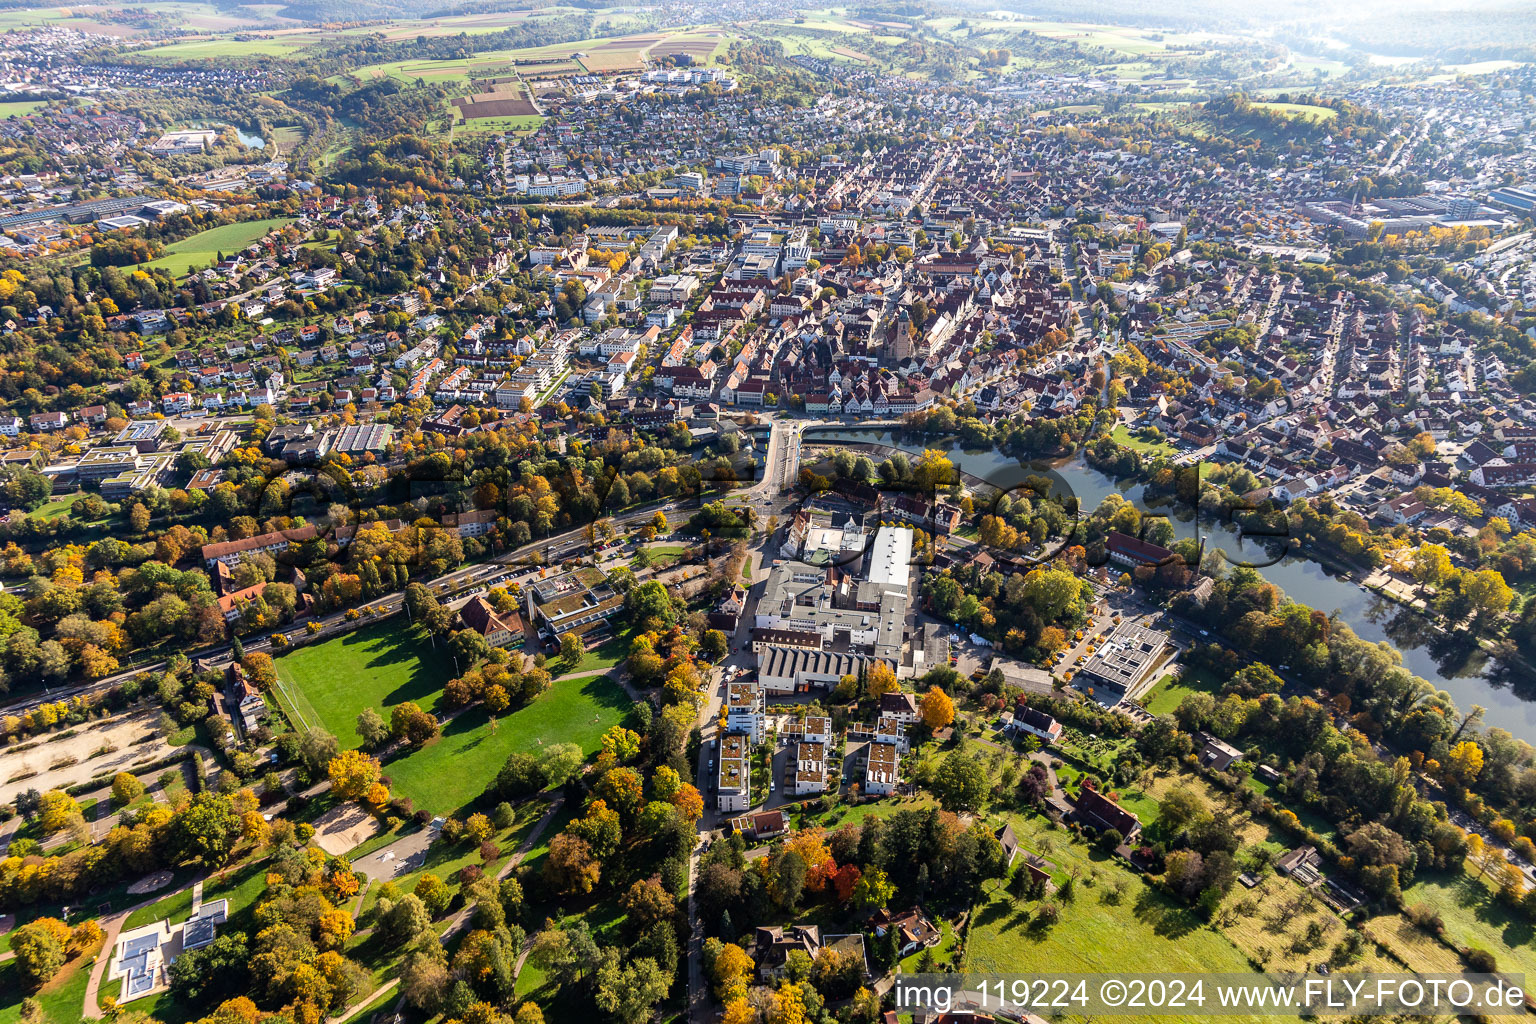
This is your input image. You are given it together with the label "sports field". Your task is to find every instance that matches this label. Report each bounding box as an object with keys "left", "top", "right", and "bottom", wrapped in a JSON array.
[
  {"left": 272, "top": 619, "right": 453, "bottom": 746},
  {"left": 0, "top": 99, "right": 46, "bottom": 118},
  {"left": 143, "top": 217, "right": 295, "bottom": 277},
  {"left": 387, "top": 672, "right": 630, "bottom": 812},
  {"left": 273, "top": 619, "right": 631, "bottom": 813}
]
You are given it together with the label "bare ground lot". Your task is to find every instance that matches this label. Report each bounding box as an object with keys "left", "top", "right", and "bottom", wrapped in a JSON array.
[
  {"left": 311, "top": 803, "right": 382, "bottom": 856},
  {"left": 0, "top": 710, "right": 176, "bottom": 804}
]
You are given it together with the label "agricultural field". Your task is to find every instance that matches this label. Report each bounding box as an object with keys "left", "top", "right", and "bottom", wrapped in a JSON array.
[
  {"left": 1009, "top": 20, "right": 1223, "bottom": 58},
  {"left": 336, "top": 28, "right": 735, "bottom": 89},
  {"left": 143, "top": 217, "right": 295, "bottom": 277},
  {"left": 131, "top": 35, "right": 310, "bottom": 62},
  {"left": 1251, "top": 101, "right": 1338, "bottom": 122},
  {"left": 452, "top": 80, "right": 539, "bottom": 120}
]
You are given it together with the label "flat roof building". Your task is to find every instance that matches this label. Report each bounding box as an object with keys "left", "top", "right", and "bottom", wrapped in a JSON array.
[
  {"left": 864, "top": 525, "right": 912, "bottom": 594},
  {"left": 1077, "top": 621, "right": 1169, "bottom": 701}
]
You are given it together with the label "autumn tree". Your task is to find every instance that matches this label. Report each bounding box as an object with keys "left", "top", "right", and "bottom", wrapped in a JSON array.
[
  {"left": 327, "top": 750, "right": 382, "bottom": 801},
  {"left": 709, "top": 940, "right": 755, "bottom": 1002},
  {"left": 920, "top": 687, "right": 955, "bottom": 731},
  {"left": 11, "top": 917, "right": 70, "bottom": 986},
  {"left": 866, "top": 662, "right": 898, "bottom": 698},
  {"left": 390, "top": 701, "right": 439, "bottom": 747},
  {"left": 544, "top": 834, "right": 601, "bottom": 894},
  {"left": 111, "top": 772, "right": 146, "bottom": 806}
]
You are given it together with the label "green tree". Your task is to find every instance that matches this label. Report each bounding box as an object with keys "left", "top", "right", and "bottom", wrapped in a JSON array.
[
  {"left": 593, "top": 951, "right": 668, "bottom": 1024},
  {"left": 175, "top": 793, "right": 240, "bottom": 863},
  {"left": 931, "top": 751, "right": 988, "bottom": 811},
  {"left": 355, "top": 706, "right": 389, "bottom": 750}
]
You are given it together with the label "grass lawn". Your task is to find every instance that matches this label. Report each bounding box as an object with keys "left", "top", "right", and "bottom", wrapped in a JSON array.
[
  {"left": 26, "top": 494, "right": 109, "bottom": 523},
  {"left": 1110, "top": 423, "right": 1179, "bottom": 458},
  {"left": 1251, "top": 101, "right": 1337, "bottom": 123},
  {"left": 966, "top": 814, "right": 1263, "bottom": 1023},
  {"left": 123, "top": 882, "right": 197, "bottom": 930},
  {"left": 1142, "top": 665, "right": 1224, "bottom": 716},
  {"left": 558, "top": 627, "right": 631, "bottom": 677},
  {"left": 635, "top": 544, "right": 686, "bottom": 569},
  {"left": 0, "top": 99, "right": 47, "bottom": 118},
  {"left": 1398, "top": 869, "right": 1536, "bottom": 977},
  {"left": 199, "top": 856, "right": 275, "bottom": 925},
  {"left": 386, "top": 673, "right": 629, "bottom": 814},
  {"left": 122, "top": 855, "right": 271, "bottom": 933},
  {"left": 273, "top": 620, "right": 453, "bottom": 745},
  {"left": 0, "top": 934, "right": 104, "bottom": 1024},
  {"left": 144, "top": 217, "right": 296, "bottom": 278}
]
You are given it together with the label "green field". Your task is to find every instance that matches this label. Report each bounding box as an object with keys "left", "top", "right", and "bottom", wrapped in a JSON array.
[
  {"left": 338, "top": 27, "right": 734, "bottom": 88},
  {"left": 387, "top": 672, "right": 630, "bottom": 812},
  {"left": 452, "top": 114, "right": 546, "bottom": 136},
  {"left": 966, "top": 813, "right": 1264, "bottom": 1024},
  {"left": 0, "top": 99, "right": 46, "bottom": 118},
  {"left": 134, "top": 36, "right": 307, "bottom": 61},
  {"left": 144, "top": 217, "right": 296, "bottom": 278},
  {"left": 274, "top": 620, "right": 631, "bottom": 813},
  {"left": 1401, "top": 869, "right": 1536, "bottom": 978},
  {"left": 1142, "top": 665, "right": 1223, "bottom": 716},
  {"left": 1251, "top": 101, "right": 1337, "bottom": 123},
  {"left": 1110, "top": 423, "right": 1179, "bottom": 458},
  {"left": 273, "top": 620, "right": 454, "bottom": 745},
  {"left": 270, "top": 125, "right": 306, "bottom": 152}
]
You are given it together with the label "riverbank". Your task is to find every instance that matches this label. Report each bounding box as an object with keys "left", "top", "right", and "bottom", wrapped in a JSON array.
[{"left": 804, "top": 425, "right": 1536, "bottom": 742}]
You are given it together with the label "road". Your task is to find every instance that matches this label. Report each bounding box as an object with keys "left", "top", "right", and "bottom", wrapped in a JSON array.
[
  {"left": 0, "top": 454, "right": 805, "bottom": 719},
  {"left": 684, "top": 542, "right": 766, "bottom": 1024}
]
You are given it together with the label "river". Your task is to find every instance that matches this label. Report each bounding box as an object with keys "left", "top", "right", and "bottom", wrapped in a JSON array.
[{"left": 808, "top": 427, "right": 1536, "bottom": 742}]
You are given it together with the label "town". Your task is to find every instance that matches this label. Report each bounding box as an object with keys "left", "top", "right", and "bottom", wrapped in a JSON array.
[{"left": 1, "top": 3, "right": 1536, "bottom": 1024}]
